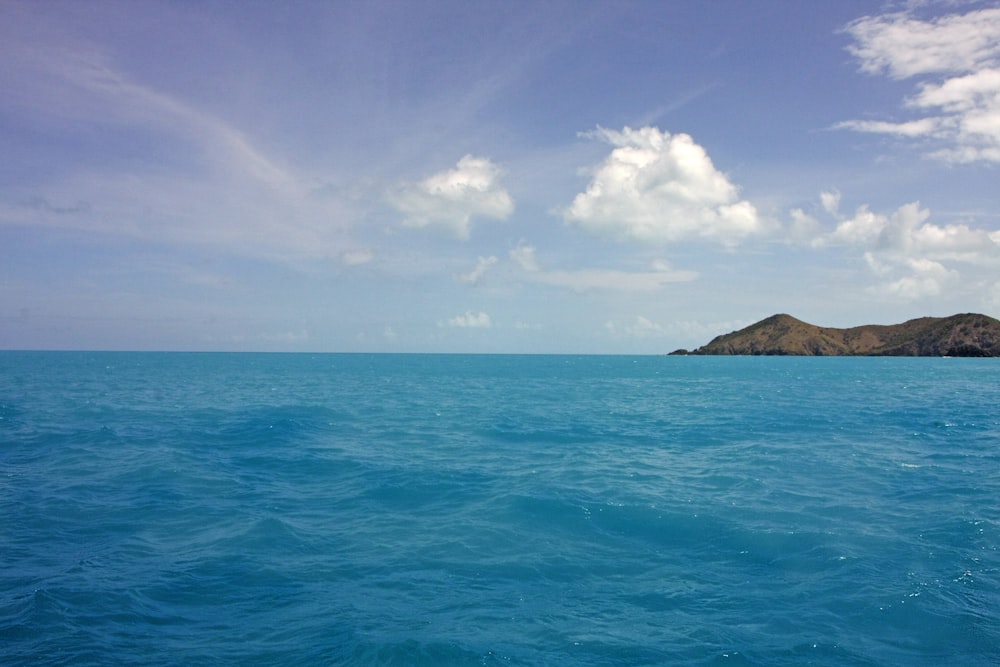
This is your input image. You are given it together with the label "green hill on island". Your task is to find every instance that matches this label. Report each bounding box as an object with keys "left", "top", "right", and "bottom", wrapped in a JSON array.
[{"left": 674, "top": 313, "right": 1000, "bottom": 356}]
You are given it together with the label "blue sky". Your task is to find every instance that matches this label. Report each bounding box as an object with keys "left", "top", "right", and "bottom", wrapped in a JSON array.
[{"left": 2, "top": 0, "right": 999, "bottom": 352}]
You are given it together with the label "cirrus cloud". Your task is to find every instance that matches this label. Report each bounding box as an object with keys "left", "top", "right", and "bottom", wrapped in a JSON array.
[{"left": 563, "top": 126, "right": 766, "bottom": 246}]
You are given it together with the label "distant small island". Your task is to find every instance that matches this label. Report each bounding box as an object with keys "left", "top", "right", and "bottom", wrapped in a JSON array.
[{"left": 671, "top": 313, "right": 1000, "bottom": 356}]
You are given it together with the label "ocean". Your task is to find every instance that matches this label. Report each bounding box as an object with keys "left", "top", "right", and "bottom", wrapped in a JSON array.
[{"left": 1, "top": 352, "right": 997, "bottom": 666}]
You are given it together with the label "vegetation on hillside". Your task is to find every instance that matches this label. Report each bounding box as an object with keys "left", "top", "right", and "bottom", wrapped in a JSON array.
[{"left": 674, "top": 313, "right": 1000, "bottom": 356}]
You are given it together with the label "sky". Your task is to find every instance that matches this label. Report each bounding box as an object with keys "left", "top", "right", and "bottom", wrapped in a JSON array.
[{"left": 2, "top": 0, "right": 1000, "bottom": 353}]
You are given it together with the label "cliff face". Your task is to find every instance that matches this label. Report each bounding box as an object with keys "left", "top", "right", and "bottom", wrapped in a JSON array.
[{"left": 682, "top": 313, "right": 1000, "bottom": 356}]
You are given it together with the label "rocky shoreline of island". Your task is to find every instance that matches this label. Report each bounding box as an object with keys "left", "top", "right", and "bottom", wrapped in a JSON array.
[{"left": 671, "top": 313, "right": 1000, "bottom": 356}]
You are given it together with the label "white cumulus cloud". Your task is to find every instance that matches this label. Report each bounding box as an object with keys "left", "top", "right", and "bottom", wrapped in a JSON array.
[
  {"left": 390, "top": 155, "right": 514, "bottom": 239},
  {"left": 814, "top": 200, "right": 1000, "bottom": 264},
  {"left": 826, "top": 204, "right": 899, "bottom": 247},
  {"left": 839, "top": 7, "right": 1000, "bottom": 163},
  {"left": 798, "top": 193, "right": 1000, "bottom": 302},
  {"left": 867, "top": 257, "right": 959, "bottom": 301},
  {"left": 563, "top": 126, "right": 765, "bottom": 246}
]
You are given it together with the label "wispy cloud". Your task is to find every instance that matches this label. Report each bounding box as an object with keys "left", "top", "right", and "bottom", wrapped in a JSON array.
[
  {"left": 0, "top": 28, "right": 355, "bottom": 261},
  {"left": 838, "top": 7, "right": 1000, "bottom": 163},
  {"left": 844, "top": 8, "right": 1000, "bottom": 79},
  {"left": 634, "top": 83, "right": 720, "bottom": 127},
  {"left": 455, "top": 255, "right": 498, "bottom": 284},
  {"left": 509, "top": 241, "right": 697, "bottom": 292},
  {"left": 9, "top": 34, "right": 294, "bottom": 189},
  {"left": 341, "top": 249, "right": 375, "bottom": 267}
]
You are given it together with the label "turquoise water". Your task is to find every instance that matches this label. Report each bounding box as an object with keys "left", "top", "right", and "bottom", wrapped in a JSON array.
[{"left": 1, "top": 352, "right": 998, "bottom": 665}]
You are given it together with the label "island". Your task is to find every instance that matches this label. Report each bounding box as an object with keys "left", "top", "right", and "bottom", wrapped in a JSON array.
[{"left": 671, "top": 313, "right": 1000, "bottom": 356}]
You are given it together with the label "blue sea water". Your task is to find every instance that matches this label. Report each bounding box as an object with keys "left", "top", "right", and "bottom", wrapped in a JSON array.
[{"left": 1, "top": 352, "right": 998, "bottom": 666}]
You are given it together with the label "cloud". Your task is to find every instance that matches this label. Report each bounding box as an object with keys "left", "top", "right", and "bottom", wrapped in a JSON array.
[
  {"left": 529, "top": 267, "right": 696, "bottom": 292},
  {"left": 456, "top": 255, "right": 498, "bottom": 284},
  {"left": 836, "top": 118, "right": 948, "bottom": 139},
  {"left": 825, "top": 204, "right": 900, "bottom": 247},
  {"left": 11, "top": 36, "right": 294, "bottom": 189},
  {"left": 1, "top": 170, "right": 353, "bottom": 262},
  {"left": 839, "top": 7, "right": 1000, "bottom": 163},
  {"left": 341, "top": 249, "right": 375, "bottom": 266},
  {"left": 509, "top": 242, "right": 541, "bottom": 272},
  {"left": 513, "top": 320, "right": 541, "bottom": 330},
  {"left": 797, "top": 193, "right": 1000, "bottom": 301},
  {"left": 820, "top": 190, "right": 841, "bottom": 216},
  {"left": 844, "top": 8, "right": 1000, "bottom": 79},
  {"left": 788, "top": 208, "right": 822, "bottom": 243},
  {"left": 444, "top": 311, "right": 492, "bottom": 328},
  {"left": 814, "top": 199, "right": 1000, "bottom": 264},
  {"left": 508, "top": 241, "right": 697, "bottom": 291},
  {"left": 605, "top": 315, "right": 667, "bottom": 339},
  {"left": 390, "top": 155, "right": 514, "bottom": 239},
  {"left": 989, "top": 281, "right": 1000, "bottom": 308},
  {"left": 865, "top": 256, "right": 959, "bottom": 301},
  {"left": 563, "top": 126, "right": 766, "bottom": 246},
  {"left": 0, "top": 31, "right": 357, "bottom": 261}
]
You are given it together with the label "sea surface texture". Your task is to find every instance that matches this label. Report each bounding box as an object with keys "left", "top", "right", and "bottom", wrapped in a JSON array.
[{"left": 1, "top": 352, "right": 998, "bottom": 666}]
